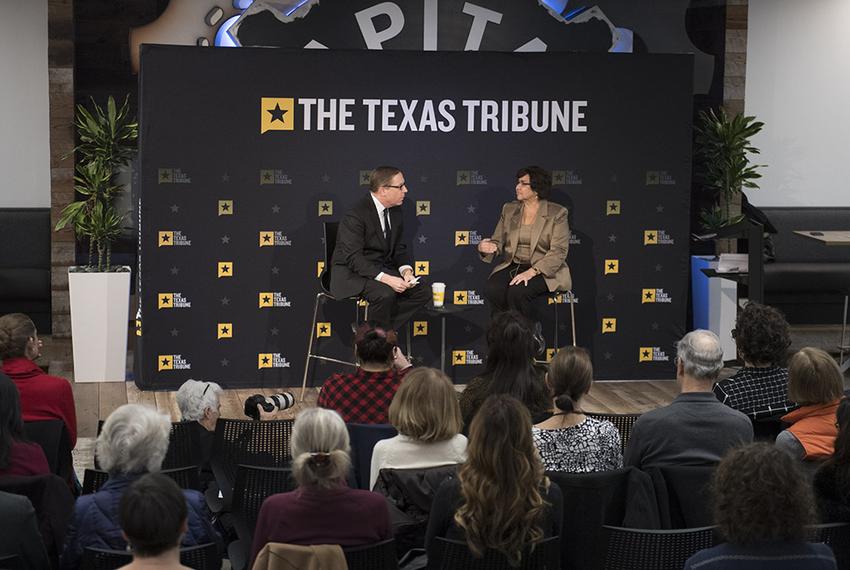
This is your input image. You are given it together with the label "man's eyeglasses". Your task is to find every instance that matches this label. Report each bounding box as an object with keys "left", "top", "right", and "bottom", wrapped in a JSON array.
[{"left": 383, "top": 183, "right": 407, "bottom": 190}]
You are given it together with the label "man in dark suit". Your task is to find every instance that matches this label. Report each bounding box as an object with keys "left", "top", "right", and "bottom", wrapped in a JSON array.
[{"left": 331, "top": 166, "right": 431, "bottom": 330}]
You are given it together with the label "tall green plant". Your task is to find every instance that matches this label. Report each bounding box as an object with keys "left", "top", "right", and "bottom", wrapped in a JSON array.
[
  {"left": 695, "top": 108, "right": 765, "bottom": 231},
  {"left": 55, "top": 95, "right": 138, "bottom": 271}
]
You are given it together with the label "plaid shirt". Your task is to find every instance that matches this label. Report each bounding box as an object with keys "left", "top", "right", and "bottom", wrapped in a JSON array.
[
  {"left": 713, "top": 366, "right": 798, "bottom": 420},
  {"left": 317, "top": 367, "right": 410, "bottom": 424}
]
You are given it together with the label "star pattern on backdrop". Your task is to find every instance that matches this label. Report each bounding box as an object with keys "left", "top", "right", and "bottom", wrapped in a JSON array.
[
  {"left": 418, "top": 235, "right": 428, "bottom": 244},
  {"left": 465, "top": 265, "right": 474, "bottom": 273},
  {"left": 220, "top": 358, "right": 229, "bottom": 367},
  {"left": 170, "top": 204, "right": 180, "bottom": 213},
  {"left": 220, "top": 296, "right": 230, "bottom": 306},
  {"left": 651, "top": 322, "right": 660, "bottom": 330},
  {"left": 656, "top": 204, "right": 665, "bottom": 213},
  {"left": 466, "top": 205, "right": 476, "bottom": 214},
  {"left": 607, "top": 293, "right": 615, "bottom": 301},
  {"left": 221, "top": 235, "right": 230, "bottom": 244},
  {"left": 170, "top": 328, "right": 179, "bottom": 337},
  {"left": 170, "top": 266, "right": 179, "bottom": 275},
  {"left": 608, "top": 234, "right": 617, "bottom": 243},
  {"left": 221, "top": 173, "right": 230, "bottom": 182},
  {"left": 655, "top": 264, "right": 663, "bottom": 272},
  {"left": 604, "top": 352, "right": 613, "bottom": 360},
  {"left": 271, "top": 204, "right": 281, "bottom": 213},
  {"left": 271, "top": 266, "right": 280, "bottom": 275},
  {"left": 270, "top": 327, "right": 279, "bottom": 336},
  {"left": 321, "top": 173, "right": 331, "bottom": 182}
]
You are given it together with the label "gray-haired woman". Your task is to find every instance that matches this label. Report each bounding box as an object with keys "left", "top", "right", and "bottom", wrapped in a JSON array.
[
  {"left": 176, "top": 379, "right": 223, "bottom": 488},
  {"left": 60, "top": 404, "right": 219, "bottom": 570},
  {"left": 250, "top": 407, "right": 391, "bottom": 565}
]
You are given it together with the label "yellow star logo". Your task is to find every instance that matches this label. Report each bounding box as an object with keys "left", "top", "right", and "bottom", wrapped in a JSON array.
[
  {"left": 606, "top": 200, "right": 621, "bottom": 215},
  {"left": 639, "top": 347, "right": 654, "bottom": 362},
  {"left": 455, "top": 231, "right": 470, "bottom": 246},
  {"left": 416, "top": 201, "right": 431, "bottom": 216},
  {"left": 158, "top": 293, "right": 174, "bottom": 310},
  {"left": 317, "top": 261, "right": 325, "bottom": 278},
  {"left": 604, "top": 259, "right": 619, "bottom": 275},
  {"left": 158, "top": 355, "right": 173, "bottom": 371},
  {"left": 259, "top": 292, "right": 274, "bottom": 308},
  {"left": 602, "top": 318, "right": 617, "bottom": 334},
  {"left": 644, "top": 230, "right": 658, "bottom": 245},
  {"left": 258, "top": 353, "right": 273, "bottom": 369},
  {"left": 316, "top": 322, "right": 331, "bottom": 337},
  {"left": 217, "top": 323, "right": 233, "bottom": 339},
  {"left": 413, "top": 321, "right": 428, "bottom": 336},
  {"left": 452, "top": 350, "right": 467, "bottom": 365},
  {"left": 158, "top": 231, "right": 174, "bottom": 247},
  {"left": 642, "top": 289, "right": 657, "bottom": 303},
  {"left": 217, "top": 262, "right": 233, "bottom": 278},
  {"left": 318, "top": 200, "right": 333, "bottom": 216},
  {"left": 260, "top": 97, "right": 294, "bottom": 133},
  {"left": 415, "top": 261, "right": 430, "bottom": 276},
  {"left": 453, "top": 291, "right": 468, "bottom": 305},
  {"left": 218, "top": 200, "right": 233, "bottom": 216},
  {"left": 259, "top": 231, "right": 274, "bottom": 247}
]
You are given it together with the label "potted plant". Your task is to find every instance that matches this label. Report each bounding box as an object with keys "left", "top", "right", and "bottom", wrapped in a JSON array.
[
  {"left": 55, "top": 96, "right": 138, "bottom": 382},
  {"left": 694, "top": 107, "right": 765, "bottom": 249}
]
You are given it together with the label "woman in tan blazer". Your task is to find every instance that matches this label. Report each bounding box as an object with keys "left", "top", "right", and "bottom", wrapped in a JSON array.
[{"left": 478, "top": 166, "right": 571, "bottom": 321}]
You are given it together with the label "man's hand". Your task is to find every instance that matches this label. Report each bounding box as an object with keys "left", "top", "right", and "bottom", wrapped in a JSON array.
[
  {"left": 393, "top": 346, "right": 412, "bottom": 370},
  {"left": 381, "top": 274, "right": 410, "bottom": 293},
  {"left": 257, "top": 403, "right": 278, "bottom": 421},
  {"left": 401, "top": 269, "right": 417, "bottom": 286},
  {"left": 478, "top": 239, "right": 498, "bottom": 255},
  {"left": 509, "top": 269, "right": 538, "bottom": 287}
]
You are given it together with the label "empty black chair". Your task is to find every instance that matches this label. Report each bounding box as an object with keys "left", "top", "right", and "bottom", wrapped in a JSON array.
[
  {"left": 602, "top": 525, "right": 717, "bottom": 570},
  {"left": 82, "top": 543, "right": 219, "bottom": 570},
  {"left": 228, "top": 465, "right": 296, "bottom": 570},
  {"left": 82, "top": 466, "right": 201, "bottom": 495},
  {"left": 584, "top": 413, "right": 641, "bottom": 453},
  {"left": 347, "top": 423, "right": 397, "bottom": 489},
  {"left": 546, "top": 468, "right": 660, "bottom": 570},
  {"left": 344, "top": 538, "right": 399, "bottom": 570},
  {"left": 647, "top": 466, "right": 716, "bottom": 529},
  {"left": 806, "top": 522, "right": 850, "bottom": 569},
  {"left": 434, "top": 536, "right": 560, "bottom": 569},
  {"left": 209, "top": 418, "right": 293, "bottom": 506},
  {"left": 22, "top": 420, "right": 74, "bottom": 487}
]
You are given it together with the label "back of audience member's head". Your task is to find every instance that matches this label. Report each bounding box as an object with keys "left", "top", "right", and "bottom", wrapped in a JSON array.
[
  {"left": 0, "top": 372, "right": 26, "bottom": 470},
  {"left": 788, "top": 347, "right": 844, "bottom": 406},
  {"left": 733, "top": 302, "right": 791, "bottom": 367},
  {"left": 0, "top": 313, "right": 37, "bottom": 360},
  {"left": 824, "top": 398, "right": 850, "bottom": 500},
  {"left": 547, "top": 346, "right": 593, "bottom": 413},
  {"left": 676, "top": 329, "right": 724, "bottom": 383},
  {"left": 456, "top": 394, "right": 548, "bottom": 566},
  {"left": 175, "top": 379, "right": 222, "bottom": 423},
  {"left": 484, "top": 310, "right": 543, "bottom": 406},
  {"left": 354, "top": 322, "right": 397, "bottom": 367},
  {"left": 291, "top": 407, "right": 351, "bottom": 490},
  {"left": 712, "top": 442, "right": 814, "bottom": 545},
  {"left": 388, "top": 367, "right": 462, "bottom": 443},
  {"left": 97, "top": 404, "right": 171, "bottom": 476},
  {"left": 119, "top": 473, "right": 187, "bottom": 558}
]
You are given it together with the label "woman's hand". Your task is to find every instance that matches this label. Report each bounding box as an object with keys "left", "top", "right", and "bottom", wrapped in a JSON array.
[
  {"left": 509, "top": 269, "right": 538, "bottom": 287},
  {"left": 392, "top": 346, "right": 412, "bottom": 370},
  {"left": 478, "top": 239, "right": 498, "bottom": 255}
]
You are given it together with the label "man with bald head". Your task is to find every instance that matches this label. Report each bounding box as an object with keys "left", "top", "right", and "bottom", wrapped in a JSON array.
[{"left": 625, "top": 330, "right": 753, "bottom": 470}]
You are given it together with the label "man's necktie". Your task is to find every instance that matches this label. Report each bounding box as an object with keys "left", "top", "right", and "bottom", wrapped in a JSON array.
[{"left": 383, "top": 208, "right": 391, "bottom": 242}]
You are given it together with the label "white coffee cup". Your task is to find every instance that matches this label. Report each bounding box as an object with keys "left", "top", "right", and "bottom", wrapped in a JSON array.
[{"left": 432, "top": 282, "right": 446, "bottom": 307}]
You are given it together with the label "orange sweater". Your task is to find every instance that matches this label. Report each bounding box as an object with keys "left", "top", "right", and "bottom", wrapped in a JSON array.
[{"left": 782, "top": 400, "right": 840, "bottom": 459}]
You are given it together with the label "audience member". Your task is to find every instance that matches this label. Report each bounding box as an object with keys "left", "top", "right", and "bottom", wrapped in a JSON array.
[
  {"left": 0, "top": 313, "right": 77, "bottom": 447},
  {"left": 0, "top": 490, "right": 50, "bottom": 569},
  {"left": 713, "top": 302, "right": 796, "bottom": 420},
  {"left": 776, "top": 347, "right": 844, "bottom": 461},
  {"left": 459, "top": 311, "right": 550, "bottom": 427},
  {"left": 625, "top": 330, "right": 753, "bottom": 469},
  {"left": 533, "top": 346, "right": 622, "bottom": 472},
  {"left": 118, "top": 473, "right": 192, "bottom": 570},
  {"left": 250, "top": 408, "right": 391, "bottom": 564},
  {"left": 814, "top": 398, "right": 850, "bottom": 522},
  {"left": 426, "top": 395, "right": 563, "bottom": 568},
  {"left": 684, "top": 443, "right": 835, "bottom": 569},
  {"left": 60, "top": 404, "right": 219, "bottom": 570},
  {"left": 0, "top": 371, "right": 49, "bottom": 476},
  {"left": 175, "top": 379, "right": 223, "bottom": 489},
  {"left": 369, "top": 367, "right": 466, "bottom": 490},
  {"left": 317, "top": 323, "right": 412, "bottom": 424}
]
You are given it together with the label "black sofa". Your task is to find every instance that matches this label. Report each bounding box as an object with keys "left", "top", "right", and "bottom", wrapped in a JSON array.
[
  {"left": 761, "top": 207, "right": 850, "bottom": 325},
  {"left": 0, "top": 208, "right": 52, "bottom": 333}
]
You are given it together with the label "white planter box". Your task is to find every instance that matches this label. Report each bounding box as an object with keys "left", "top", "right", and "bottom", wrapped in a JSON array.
[{"left": 68, "top": 268, "right": 131, "bottom": 383}]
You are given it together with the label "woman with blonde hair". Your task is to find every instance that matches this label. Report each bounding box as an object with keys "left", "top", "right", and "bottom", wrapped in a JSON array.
[
  {"left": 776, "top": 347, "right": 845, "bottom": 460},
  {"left": 426, "top": 395, "right": 562, "bottom": 568},
  {"left": 250, "top": 408, "right": 390, "bottom": 564},
  {"left": 533, "top": 346, "right": 622, "bottom": 472},
  {"left": 369, "top": 367, "right": 467, "bottom": 489}
]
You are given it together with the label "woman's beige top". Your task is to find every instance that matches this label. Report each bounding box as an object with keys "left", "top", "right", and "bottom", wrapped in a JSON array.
[{"left": 514, "top": 223, "right": 534, "bottom": 264}]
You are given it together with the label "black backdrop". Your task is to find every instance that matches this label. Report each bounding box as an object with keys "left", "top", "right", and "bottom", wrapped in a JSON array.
[{"left": 136, "top": 45, "right": 692, "bottom": 389}]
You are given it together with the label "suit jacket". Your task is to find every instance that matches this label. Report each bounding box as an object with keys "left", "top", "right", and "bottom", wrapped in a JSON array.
[
  {"left": 480, "top": 199, "right": 571, "bottom": 292},
  {"left": 0, "top": 490, "right": 50, "bottom": 569},
  {"left": 330, "top": 194, "right": 411, "bottom": 299}
]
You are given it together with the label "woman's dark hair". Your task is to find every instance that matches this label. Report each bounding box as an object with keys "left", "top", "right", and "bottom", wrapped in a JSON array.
[
  {"left": 821, "top": 398, "right": 850, "bottom": 501},
  {"left": 354, "top": 322, "right": 397, "bottom": 366},
  {"left": 712, "top": 442, "right": 815, "bottom": 545},
  {"left": 0, "top": 313, "right": 36, "bottom": 360},
  {"left": 483, "top": 311, "right": 547, "bottom": 412},
  {"left": 547, "top": 346, "right": 593, "bottom": 413},
  {"left": 516, "top": 166, "right": 552, "bottom": 200},
  {"left": 0, "top": 372, "right": 26, "bottom": 470},
  {"left": 456, "top": 395, "right": 549, "bottom": 566},
  {"left": 119, "top": 473, "right": 187, "bottom": 558},
  {"left": 733, "top": 302, "right": 791, "bottom": 366}
]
